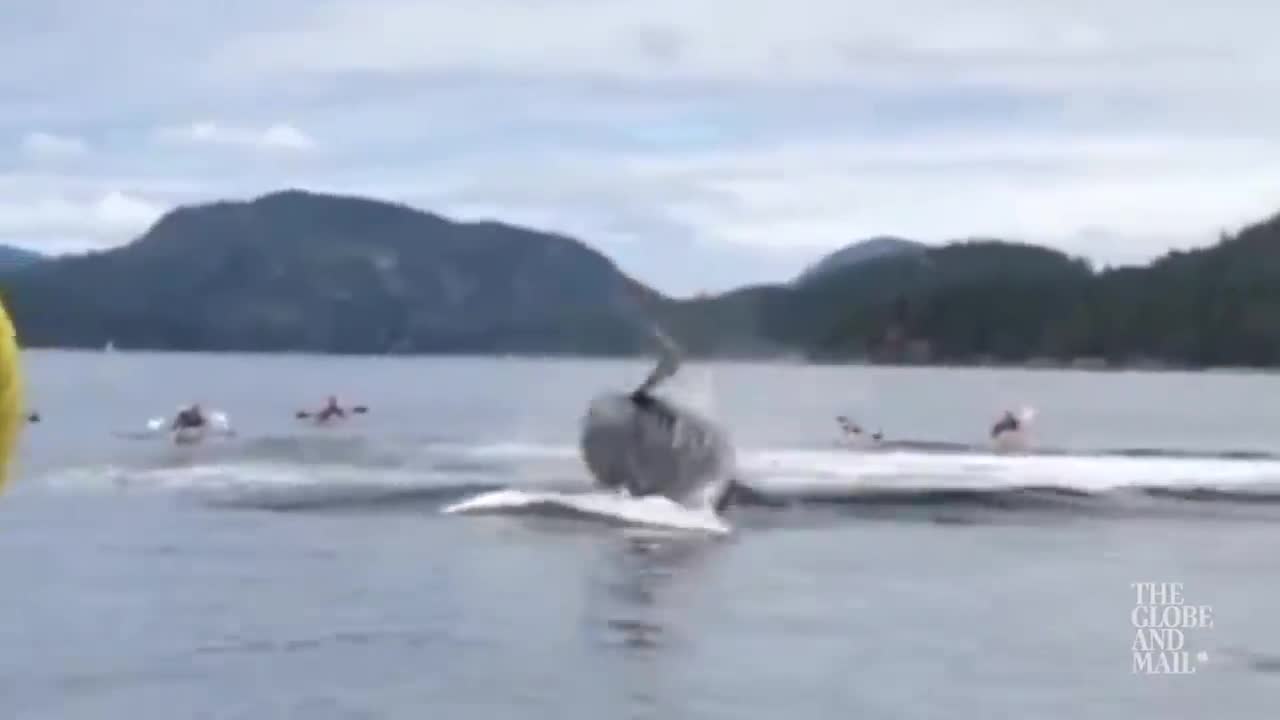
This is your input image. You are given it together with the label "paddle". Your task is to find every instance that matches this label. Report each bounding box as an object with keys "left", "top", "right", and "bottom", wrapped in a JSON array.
[
  {"left": 297, "top": 406, "right": 369, "bottom": 419},
  {"left": 836, "top": 415, "right": 884, "bottom": 444}
]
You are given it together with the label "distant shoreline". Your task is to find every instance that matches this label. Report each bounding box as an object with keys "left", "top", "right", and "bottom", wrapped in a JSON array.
[{"left": 22, "top": 345, "right": 1278, "bottom": 376}]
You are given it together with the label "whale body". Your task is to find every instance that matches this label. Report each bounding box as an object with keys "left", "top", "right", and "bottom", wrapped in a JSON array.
[
  {"left": 580, "top": 391, "right": 737, "bottom": 511},
  {"left": 578, "top": 328, "right": 738, "bottom": 512}
]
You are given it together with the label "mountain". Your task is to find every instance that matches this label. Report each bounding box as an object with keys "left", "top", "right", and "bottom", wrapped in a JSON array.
[
  {"left": 1, "top": 190, "right": 663, "bottom": 354},
  {"left": 801, "top": 216, "right": 1280, "bottom": 367},
  {"left": 4, "top": 186, "right": 1280, "bottom": 369},
  {"left": 665, "top": 238, "right": 1091, "bottom": 359},
  {"left": 794, "top": 236, "right": 925, "bottom": 285},
  {"left": 0, "top": 245, "right": 45, "bottom": 272},
  {"left": 803, "top": 240, "right": 1094, "bottom": 363}
]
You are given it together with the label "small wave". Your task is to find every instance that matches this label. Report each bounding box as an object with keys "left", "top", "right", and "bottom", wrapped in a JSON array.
[
  {"left": 833, "top": 439, "right": 1280, "bottom": 462},
  {"left": 1139, "top": 486, "right": 1280, "bottom": 504},
  {"left": 719, "top": 481, "right": 1280, "bottom": 528},
  {"left": 426, "top": 441, "right": 580, "bottom": 462},
  {"left": 728, "top": 483, "right": 1097, "bottom": 509},
  {"left": 209, "top": 480, "right": 512, "bottom": 512},
  {"left": 36, "top": 459, "right": 581, "bottom": 513},
  {"left": 1103, "top": 447, "right": 1279, "bottom": 460},
  {"left": 196, "top": 626, "right": 447, "bottom": 657}
]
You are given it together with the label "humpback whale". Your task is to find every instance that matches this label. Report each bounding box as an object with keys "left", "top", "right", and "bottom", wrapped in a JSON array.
[{"left": 579, "top": 328, "right": 739, "bottom": 512}]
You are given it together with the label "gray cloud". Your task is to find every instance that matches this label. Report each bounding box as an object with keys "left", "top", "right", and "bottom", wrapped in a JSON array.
[
  {"left": 629, "top": 25, "right": 686, "bottom": 65},
  {"left": 152, "top": 122, "right": 316, "bottom": 152},
  {"left": 0, "top": 0, "right": 1278, "bottom": 294},
  {"left": 20, "top": 131, "right": 88, "bottom": 159}
]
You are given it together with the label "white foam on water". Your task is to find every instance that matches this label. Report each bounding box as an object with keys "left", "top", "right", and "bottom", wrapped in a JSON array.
[
  {"left": 430, "top": 440, "right": 1280, "bottom": 495},
  {"left": 37, "top": 464, "right": 133, "bottom": 492},
  {"left": 441, "top": 489, "right": 731, "bottom": 535},
  {"left": 741, "top": 448, "right": 1280, "bottom": 493},
  {"left": 32, "top": 437, "right": 1280, "bottom": 508},
  {"left": 37, "top": 461, "right": 439, "bottom": 495},
  {"left": 669, "top": 363, "right": 719, "bottom": 418},
  {"left": 444, "top": 442, "right": 580, "bottom": 461}
]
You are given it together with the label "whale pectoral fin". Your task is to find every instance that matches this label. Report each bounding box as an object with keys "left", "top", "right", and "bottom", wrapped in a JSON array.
[
  {"left": 634, "top": 326, "right": 683, "bottom": 396},
  {"left": 714, "top": 480, "right": 736, "bottom": 513},
  {"left": 705, "top": 476, "right": 750, "bottom": 513},
  {"left": 717, "top": 479, "right": 782, "bottom": 509}
]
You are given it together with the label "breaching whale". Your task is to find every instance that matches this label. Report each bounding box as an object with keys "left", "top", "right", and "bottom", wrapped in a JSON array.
[{"left": 579, "top": 328, "right": 739, "bottom": 512}]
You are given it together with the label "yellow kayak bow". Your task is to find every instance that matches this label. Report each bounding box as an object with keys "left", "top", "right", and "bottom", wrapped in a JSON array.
[{"left": 0, "top": 296, "right": 22, "bottom": 492}]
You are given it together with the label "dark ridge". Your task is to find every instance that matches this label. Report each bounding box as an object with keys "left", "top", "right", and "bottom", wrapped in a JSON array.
[{"left": 6, "top": 189, "right": 1280, "bottom": 368}]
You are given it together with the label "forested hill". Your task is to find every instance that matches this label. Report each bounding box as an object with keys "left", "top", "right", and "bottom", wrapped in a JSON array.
[
  {"left": 2, "top": 187, "right": 1279, "bottom": 369},
  {"left": 793, "top": 236, "right": 925, "bottom": 284},
  {"left": 787, "top": 216, "right": 1280, "bottom": 368},
  {"left": 0, "top": 190, "right": 663, "bottom": 354},
  {"left": 0, "top": 246, "right": 44, "bottom": 272}
]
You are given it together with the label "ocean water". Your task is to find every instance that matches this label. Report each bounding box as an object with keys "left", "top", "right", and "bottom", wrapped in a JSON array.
[{"left": 3, "top": 349, "right": 1279, "bottom": 718}]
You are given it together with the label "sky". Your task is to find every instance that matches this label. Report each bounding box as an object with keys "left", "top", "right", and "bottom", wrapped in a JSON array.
[{"left": 3, "top": 0, "right": 1280, "bottom": 297}]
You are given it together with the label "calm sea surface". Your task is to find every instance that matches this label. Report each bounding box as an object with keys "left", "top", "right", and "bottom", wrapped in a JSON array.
[{"left": 2, "top": 349, "right": 1279, "bottom": 719}]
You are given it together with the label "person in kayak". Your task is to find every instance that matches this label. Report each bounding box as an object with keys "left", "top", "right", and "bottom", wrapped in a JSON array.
[
  {"left": 171, "top": 403, "right": 207, "bottom": 431},
  {"left": 316, "top": 395, "right": 346, "bottom": 423},
  {"left": 837, "top": 415, "right": 883, "bottom": 442},
  {"left": 990, "top": 410, "right": 1020, "bottom": 438}
]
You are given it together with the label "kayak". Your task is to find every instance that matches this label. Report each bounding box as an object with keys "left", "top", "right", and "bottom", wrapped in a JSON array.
[
  {"left": 173, "top": 426, "right": 207, "bottom": 445},
  {"left": 147, "top": 411, "right": 234, "bottom": 445},
  {"left": 0, "top": 297, "right": 21, "bottom": 493}
]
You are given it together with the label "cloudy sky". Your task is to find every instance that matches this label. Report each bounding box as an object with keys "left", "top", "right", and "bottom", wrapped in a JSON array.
[{"left": 3, "top": 0, "right": 1279, "bottom": 296}]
